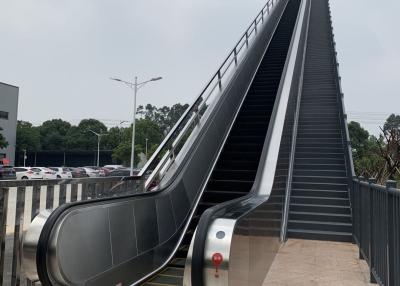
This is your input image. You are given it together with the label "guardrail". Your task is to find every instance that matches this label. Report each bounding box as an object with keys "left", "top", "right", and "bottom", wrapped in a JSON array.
[
  {"left": 352, "top": 177, "right": 400, "bottom": 286},
  {"left": 0, "top": 177, "right": 141, "bottom": 286}
]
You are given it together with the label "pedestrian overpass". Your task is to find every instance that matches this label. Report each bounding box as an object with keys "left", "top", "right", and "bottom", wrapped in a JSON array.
[{"left": 17, "top": 0, "right": 400, "bottom": 285}]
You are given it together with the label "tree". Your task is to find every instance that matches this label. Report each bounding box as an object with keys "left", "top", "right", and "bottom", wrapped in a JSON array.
[
  {"left": 66, "top": 119, "right": 107, "bottom": 150},
  {"left": 0, "top": 126, "right": 8, "bottom": 148},
  {"left": 39, "top": 119, "right": 71, "bottom": 150},
  {"left": 377, "top": 114, "right": 400, "bottom": 181},
  {"left": 16, "top": 121, "right": 40, "bottom": 152},
  {"left": 111, "top": 119, "right": 163, "bottom": 165},
  {"left": 348, "top": 121, "right": 370, "bottom": 158},
  {"left": 348, "top": 121, "right": 384, "bottom": 179},
  {"left": 137, "top": 103, "right": 189, "bottom": 134},
  {"left": 383, "top": 114, "right": 400, "bottom": 131},
  {"left": 103, "top": 127, "right": 124, "bottom": 150}
]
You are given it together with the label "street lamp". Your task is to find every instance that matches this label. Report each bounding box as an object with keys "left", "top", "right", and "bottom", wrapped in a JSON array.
[
  {"left": 23, "top": 149, "right": 27, "bottom": 167},
  {"left": 110, "top": 76, "right": 162, "bottom": 176},
  {"left": 88, "top": 129, "right": 107, "bottom": 167},
  {"left": 145, "top": 138, "right": 149, "bottom": 160}
]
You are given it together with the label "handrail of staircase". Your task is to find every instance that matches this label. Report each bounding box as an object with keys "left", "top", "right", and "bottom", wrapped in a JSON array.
[
  {"left": 326, "top": 2, "right": 355, "bottom": 187},
  {"left": 136, "top": 0, "right": 282, "bottom": 191}
]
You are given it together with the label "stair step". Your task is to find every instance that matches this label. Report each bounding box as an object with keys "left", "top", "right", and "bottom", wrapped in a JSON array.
[
  {"left": 293, "top": 169, "right": 347, "bottom": 177},
  {"left": 292, "top": 175, "right": 347, "bottom": 184},
  {"left": 291, "top": 182, "right": 348, "bottom": 191},
  {"left": 288, "top": 220, "right": 352, "bottom": 233},
  {"left": 290, "top": 211, "right": 351, "bottom": 223},
  {"left": 288, "top": 229, "right": 353, "bottom": 242},
  {"left": 290, "top": 203, "right": 351, "bottom": 215},
  {"left": 291, "top": 188, "right": 349, "bottom": 198},
  {"left": 290, "top": 196, "right": 350, "bottom": 206}
]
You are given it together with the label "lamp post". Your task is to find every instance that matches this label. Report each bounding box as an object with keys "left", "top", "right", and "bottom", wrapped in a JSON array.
[
  {"left": 23, "top": 149, "right": 27, "bottom": 167},
  {"left": 145, "top": 138, "right": 149, "bottom": 160},
  {"left": 88, "top": 129, "right": 107, "bottom": 167},
  {"left": 110, "top": 76, "right": 162, "bottom": 176}
]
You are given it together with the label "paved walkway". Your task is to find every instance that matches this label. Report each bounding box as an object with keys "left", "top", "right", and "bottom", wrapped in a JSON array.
[{"left": 263, "top": 239, "right": 374, "bottom": 286}]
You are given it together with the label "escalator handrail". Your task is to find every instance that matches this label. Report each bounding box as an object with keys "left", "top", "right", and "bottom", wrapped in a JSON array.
[
  {"left": 137, "top": 0, "right": 282, "bottom": 190},
  {"left": 190, "top": 0, "right": 310, "bottom": 284}
]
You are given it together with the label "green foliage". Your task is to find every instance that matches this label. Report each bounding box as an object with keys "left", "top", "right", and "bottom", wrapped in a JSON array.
[
  {"left": 137, "top": 103, "right": 189, "bottom": 134},
  {"left": 0, "top": 126, "right": 8, "bottom": 148},
  {"left": 15, "top": 104, "right": 188, "bottom": 167},
  {"left": 16, "top": 121, "right": 40, "bottom": 152},
  {"left": 66, "top": 119, "right": 108, "bottom": 150},
  {"left": 111, "top": 119, "right": 164, "bottom": 165},
  {"left": 348, "top": 121, "right": 384, "bottom": 178},
  {"left": 348, "top": 121, "right": 369, "bottom": 158},
  {"left": 383, "top": 114, "right": 400, "bottom": 131},
  {"left": 39, "top": 119, "right": 71, "bottom": 150}
]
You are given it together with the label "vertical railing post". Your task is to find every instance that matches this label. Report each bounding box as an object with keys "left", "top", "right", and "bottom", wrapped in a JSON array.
[
  {"left": 234, "top": 47, "right": 238, "bottom": 66},
  {"left": 369, "top": 178, "right": 377, "bottom": 284},
  {"left": 217, "top": 71, "right": 222, "bottom": 90},
  {"left": 71, "top": 184, "right": 78, "bottom": 202},
  {"left": 31, "top": 185, "right": 40, "bottom": 220},
  {"left": 11, "top": 187, "right": 26, "bottom": 286},
  {"left": 387, "top": 180, "right": 397, "bottom": 286},
  {"left": 245, "top": 31, "right": 249, "bottom": 47},
  {"left": 59, "top": 184, "right": 67, "bottom": 205},
  {"left": 46, "top": 185, "right": 54, "bottom": 210},
  {"left": 358, "top": 176, "right": 364, "bottom": 260},
  {"left": 0, "top": 187, "right": 9, "bottom": 285}
]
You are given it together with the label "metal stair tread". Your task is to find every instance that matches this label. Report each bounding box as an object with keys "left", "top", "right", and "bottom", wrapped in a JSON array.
[{"left": 289, "top": 219, "right": 352, "bottom": 226}]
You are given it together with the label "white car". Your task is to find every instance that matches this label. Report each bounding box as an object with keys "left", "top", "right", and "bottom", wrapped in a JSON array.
[
  {"left": 81, "top": 167, "right": 100, "bottom": 177},
  {"left": 14, "top": 167, "right": 43, "bottom": 180},
  {"left": 35, "top": 167, "right": 57, "bottom": 179},
  {"left": 103, "top": 165, "right": 124, "bottom": 171},
  {"left": 48, "top": 167, "right": 73, "bottom": 179}
]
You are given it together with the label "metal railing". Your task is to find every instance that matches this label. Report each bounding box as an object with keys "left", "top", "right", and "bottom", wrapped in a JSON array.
[
  {"left": 139, "top": 0, "right": 281, "bottom": 190},
  {"left": 0, "top": 177, "right": 141, "bottom": 286},
  {"left": 352, "top": 177, "right": 400, "bottom": 286},
  {"left": 326, "top": 2, "right": 355, "bottom": 186}
]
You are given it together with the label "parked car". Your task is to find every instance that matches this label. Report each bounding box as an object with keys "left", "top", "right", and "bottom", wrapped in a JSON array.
[
  {"left": 34, "top": 167, "right": 57, "bottom": 179},
  {"left": 65, "top": 167, "right": 89, "bottom": 178},
  {"left": 0, "top": 165, "right": 16, "bottom": 180},
  {"left": 14, "top": 167, "right": 43, "bottom": 180},
  {"left": 48, "top": 167, "right": 73, "bottom": 179},
  {"left": 103, "top": 165, "right": 124, "bottom": 171},
  {"left": 81, "top": 167, "right": 100, "bottom": 177},
  {"left": 106, "top": 168, "right": 139, "bottom": 177},
  {"left": 83, "top": 166, "right": 108, "bottom": 177}
]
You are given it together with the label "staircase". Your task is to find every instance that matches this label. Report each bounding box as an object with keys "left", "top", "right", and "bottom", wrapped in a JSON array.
[{"left": 287, "top": 0, "right": 352, "bottom": 242}]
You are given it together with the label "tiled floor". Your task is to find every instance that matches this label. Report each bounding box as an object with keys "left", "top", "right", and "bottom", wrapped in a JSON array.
[{"left": 263, "top": 239, "right": 374, "bottom": 286}]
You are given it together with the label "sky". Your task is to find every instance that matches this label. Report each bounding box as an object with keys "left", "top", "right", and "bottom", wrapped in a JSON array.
[{"left": 0, "top": 0, "right": 399, "bottom": 134}]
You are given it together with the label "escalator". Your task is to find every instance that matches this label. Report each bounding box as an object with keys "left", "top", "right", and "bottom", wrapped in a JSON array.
[
  {"left": 143, "top": 0, "right": 301, "bottom": 284},
  {"left": 21, "top": 1, "right": 313, "bottom": 286}
]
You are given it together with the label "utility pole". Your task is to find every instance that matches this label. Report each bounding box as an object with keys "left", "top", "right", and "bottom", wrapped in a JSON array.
[{"left": 110, "top": 76, "right": 162, "bottom": 175}]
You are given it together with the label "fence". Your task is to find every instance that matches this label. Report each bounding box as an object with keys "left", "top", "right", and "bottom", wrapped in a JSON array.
[
  {"left": 352, "top": 177, "right": 400, "bottom": 286},
  {"left": 0, "top": 177, "right": 142, "bottom": 286}
]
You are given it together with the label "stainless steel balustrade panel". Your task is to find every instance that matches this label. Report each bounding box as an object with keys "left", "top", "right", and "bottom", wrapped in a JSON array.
[{"left": 0, "top": 177, "right": 138, "bottom": 286}]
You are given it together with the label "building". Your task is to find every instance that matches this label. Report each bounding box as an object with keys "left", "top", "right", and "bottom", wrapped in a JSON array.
[{"left": 0, "top": 82, "right": 19, "bottom": 166}]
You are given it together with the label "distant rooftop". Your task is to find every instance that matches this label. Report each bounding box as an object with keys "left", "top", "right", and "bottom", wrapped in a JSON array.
[{"left": 0, "top": 82, "right": 19, "bottom": 89}]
